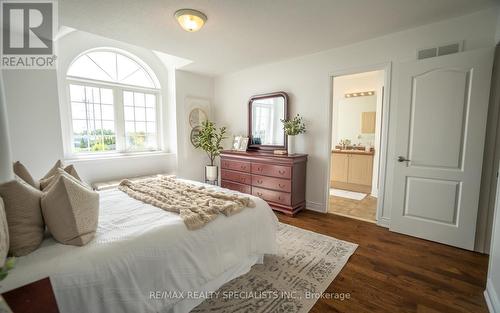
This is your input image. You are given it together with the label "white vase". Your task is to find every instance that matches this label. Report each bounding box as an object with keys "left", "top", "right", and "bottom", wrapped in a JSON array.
[
  {"left": 287, "top": 135, "right": 296, "bottom": 155},
  {"left": 205, "top": 165, "right": 218, "bottom": 182}
]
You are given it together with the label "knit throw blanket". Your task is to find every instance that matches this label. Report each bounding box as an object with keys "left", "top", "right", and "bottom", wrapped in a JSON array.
[{"left": 118, "top": 176, "right": 255, "bottom": 230}]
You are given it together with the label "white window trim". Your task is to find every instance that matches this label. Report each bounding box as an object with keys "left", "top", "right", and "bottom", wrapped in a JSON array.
[{"left": 64, "top": 49, "right": 165, "bottom": 159}]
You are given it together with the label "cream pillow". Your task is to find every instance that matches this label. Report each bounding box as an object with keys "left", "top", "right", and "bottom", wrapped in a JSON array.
[
  {"left": 41, "top": 160, "right": 63, "bottom": 180},
  {"left": 41, "top": 171, "right": 99, "bottom": 246},
  {"left": 13, "top": 161, "right": 37, "bottom": 188},
  {"left": 0, "top": 197, "right": 9, "bottom": 267},
  {"left": 40, "top": 164, "right": 82, "bottom": 190},
  {"left": 0, "top": 178, "right": 44, "bottom": 256}
]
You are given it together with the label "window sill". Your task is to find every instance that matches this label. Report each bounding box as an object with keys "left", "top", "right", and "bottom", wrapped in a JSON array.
[{"left": 65, "top": 151, "right": 175, "bottom": 163}]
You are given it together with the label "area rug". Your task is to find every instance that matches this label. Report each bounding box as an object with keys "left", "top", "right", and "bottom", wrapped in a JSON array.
[
  {"left": 192, "top": 223, "right": 358, "bottom": 313},
  {"left": 330, "top": 188, "right": 366, "bottom": 200}
]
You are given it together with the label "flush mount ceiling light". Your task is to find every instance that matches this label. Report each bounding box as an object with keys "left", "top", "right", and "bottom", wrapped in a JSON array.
[{"left": 174, "top": 9, "right": 207, "bottom": 32}]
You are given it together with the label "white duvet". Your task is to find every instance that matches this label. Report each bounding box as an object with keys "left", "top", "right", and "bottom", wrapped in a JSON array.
[{"left": 0, "top": 181, "right": 278, "bottom": 313}]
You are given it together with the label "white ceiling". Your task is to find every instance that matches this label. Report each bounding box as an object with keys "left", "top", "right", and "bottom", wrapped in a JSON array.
[{"left": 60, "top": 0, "right": 498, "bottom": 76}]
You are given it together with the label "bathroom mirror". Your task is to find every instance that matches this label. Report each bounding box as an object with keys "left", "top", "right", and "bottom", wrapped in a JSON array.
[{"left": 248, "top": 92, "right": 288, "bottom": 151}]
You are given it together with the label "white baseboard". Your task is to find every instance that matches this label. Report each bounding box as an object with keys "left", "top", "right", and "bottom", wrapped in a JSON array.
[
  {"left": 485, "top": 278, "right": 500, "bottom": 313},
  {"left": 377, "top": 216, "right": 390, "bottom": 228},
  {"left": 305, "top": 200, "right": 326, "bottom": 213}
]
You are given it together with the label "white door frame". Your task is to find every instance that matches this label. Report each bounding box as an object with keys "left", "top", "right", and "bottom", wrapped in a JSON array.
[{"left": 325, "top": 62, "right": 392, "bottom": 227}]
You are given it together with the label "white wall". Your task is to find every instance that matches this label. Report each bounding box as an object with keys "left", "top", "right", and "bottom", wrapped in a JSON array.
[
  {"left": 486, "top": 168, "right": 500, "bottom": 312},
  {"left": 175, "top": 70, "right": 215, "bottom": 182},
  {"left": 2, "top": 69, "right": 64, "bottom": 179},
  {"left": 0, "top": 73, "right": 13, "bottom": 183},
  {"left": 213, "top": 9, "right": 498, "bottom": 223}
]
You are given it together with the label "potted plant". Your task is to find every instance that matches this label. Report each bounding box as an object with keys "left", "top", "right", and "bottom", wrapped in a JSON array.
[
  {"left": 281, "top": 114, "right": 306, "bottom": 155},
  {"left": 194, "top": 120, "right": 227, "bottom": 182}
]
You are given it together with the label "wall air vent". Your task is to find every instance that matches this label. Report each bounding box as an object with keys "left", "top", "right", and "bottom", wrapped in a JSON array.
[{"left": 417, "top": 41, "right": 463, "bottom": 60}]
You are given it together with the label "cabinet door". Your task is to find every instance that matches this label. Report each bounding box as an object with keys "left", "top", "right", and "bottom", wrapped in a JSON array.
[
  {"left": 331, "top": 153, "right": 349, "bottom": 183},
  {"left": 347, "top": 154, "right": 374, "bottom": 186},
  {"left": 361, "top": 112, "right": 376, "bottom": 133}
]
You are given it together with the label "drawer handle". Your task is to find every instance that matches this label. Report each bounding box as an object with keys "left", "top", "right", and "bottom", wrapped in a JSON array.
[
  {"left": 278, "top": 183, "right": 285, "bottom": 189},
  {"left": 257, "top": 167, "right": 262, "bottom": 172},
  {"left": 257, "top": 179, "right": 263, "bottom": 184},
  {"left": 278, "top": 170, "right": 286, "bottom": 175},
  {"left": 257, "top": 192, "right": 263, "bottom": 197},
  {"left": 241, "top": 178, "right": 246, "bottom": 182},
  {"left": 278, "top": 196, "right": 282, "bottom": 200},
  {"left": 240, "top": 165, "right": 246, "bottom": 170}
]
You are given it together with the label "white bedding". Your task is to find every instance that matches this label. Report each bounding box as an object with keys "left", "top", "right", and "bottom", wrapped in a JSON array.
[{"left": 0, "top": 181, "right": 278, "bottom": 313}]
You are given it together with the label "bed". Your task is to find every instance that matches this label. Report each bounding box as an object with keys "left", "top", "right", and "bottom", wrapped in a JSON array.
[{"left": 0, "top": 180, "right": 279, "bottom": 313}]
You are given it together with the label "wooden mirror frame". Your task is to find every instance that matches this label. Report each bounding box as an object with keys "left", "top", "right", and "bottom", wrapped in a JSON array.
[{"left": 248, "top": 91, "right": 288, "bottom": 151}]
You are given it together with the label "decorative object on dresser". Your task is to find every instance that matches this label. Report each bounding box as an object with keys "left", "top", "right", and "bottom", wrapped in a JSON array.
[
  {"left": 231, "top": 135, "right": 249, "bottom": 151},
  {"left": 248, "top": 92, "right": 288, "bottom": 151},
  {"left": 220, "top": 150, "right": 307, "bottom": 216},
  {"left": 281, "top": 114, "right": 306, "bottom": 155},
  {"left": 193, "top": 120, "right": 228, "bottom": 184}
]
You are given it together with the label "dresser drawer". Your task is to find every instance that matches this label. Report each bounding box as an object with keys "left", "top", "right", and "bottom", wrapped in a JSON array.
[
  {"left": 221, "top": 180, "right": 251, "bottom": 194},
  {"left": 251, "top": 163, "right": 292, "bottom": 179},
  {"left": 221, "top": 169, "right": 251, "bottom": 185},
  {"left": 221, "top": 159, "right": 251, "bottom": 172},
  {"left": 252, "top": 186, "right": 291, "bottom": 206},
  {"left": 252, "top": 175, "right": 291, "bottom": 192}
]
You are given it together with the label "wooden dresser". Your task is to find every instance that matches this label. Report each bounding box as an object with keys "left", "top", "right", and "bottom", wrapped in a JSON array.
[{"left": 220, "top": 150, "right": 307, "bottom": 216}]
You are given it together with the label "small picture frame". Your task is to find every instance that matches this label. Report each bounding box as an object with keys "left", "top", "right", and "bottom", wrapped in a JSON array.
[
  {"left": 239, "top": 137, "right": 249, "bottom": 151},
  {"left": 232, "top": 136, "right": 242, "bottom": 150},
  {"left": 232, "top": 136, "right": 249, "bottom": 151}
]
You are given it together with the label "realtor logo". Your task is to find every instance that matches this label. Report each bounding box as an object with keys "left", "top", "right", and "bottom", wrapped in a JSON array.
[{"left": 1, "top": 0, "right": 57, "bottom": 69}]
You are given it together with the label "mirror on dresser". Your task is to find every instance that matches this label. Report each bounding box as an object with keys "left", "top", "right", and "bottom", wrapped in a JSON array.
[{"left": 248, "top": 92, "right": 288, "bottom": 151}]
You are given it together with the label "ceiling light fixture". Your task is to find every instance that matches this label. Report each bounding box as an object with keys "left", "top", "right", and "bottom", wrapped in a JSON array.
[
  {"left": 345, "top": 90, "right": 376, "bottom": 98},
  {"left": 174, "top": 9, "right": 207, "bottom": 32}
]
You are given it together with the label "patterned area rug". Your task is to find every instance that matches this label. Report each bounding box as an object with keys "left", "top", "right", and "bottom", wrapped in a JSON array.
[{"left": 192, "top": 223, "right": 358, "bottom": 313}]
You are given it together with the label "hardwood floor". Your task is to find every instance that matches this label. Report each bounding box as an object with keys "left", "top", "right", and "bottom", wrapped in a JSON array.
[
  {"left": 277, "top": 210, "right": 489, "bottom": 313},
  {"left": 328, "top": 195, "right": 377, "bottom": 222}
]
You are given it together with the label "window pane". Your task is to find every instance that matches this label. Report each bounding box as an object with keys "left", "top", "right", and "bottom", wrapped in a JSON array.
[
  {"left": 146, "top": 122, "right": 156, "bottom": 134},
  {"left": 71, "top": 102, "right": 87, "bottom": 119},
  {"left": 136, "top": 121, "right": 146, "bottom": 132},
  {"left": 125, "top": 121, "right": 135, "bottom": 133},
  {"left": 102, "top": 121, "right": 115, "bottom": 132},
  {"left": 121, "top": 69, "right": 154, "bottom": 88},
  {"left": 135, "top": 107, "right": 145, "bottom": 121},
  {"left": 145, "top": 94, "right": 155, "bottom": 108},
  {"left": 145, "top": 135, "right": 157, "bottom": 149},
  {"left": 101, "top": 89, "right": 113, "bottom": 104},
  {"left": 101, "top": 105, "right": 114, "bottom": 120},
  {"left": 124, "top": 106, "right": 134, "bottom": 121},
  {"left": 134, "top": 92, "right": 145, "bottom": 107},
  {"left": 70, "top": 85, "right": 116, "bottom": 153},
  {"left": 70, "top": 85, "right": 85, "bottom": 102},
  {"left": 146, "top": 108, "right": 155, "bottom": 121},
  {"left": 122, "top": 90, "right": 158, "bottom": 152},
  {"left": 124, "top": 91, "right": 133, "bottom": 106},
  {"left": 117, "top": 54, "right": 140, "bottom": 81},
  {"left": 68, "top": 51, "right": 157, "bottom": 89},
  {"left": 87, "top": 51, "right": 117, "bottom": 81},
  {"left": 126, "top": 134, "right": 146, "bottom": 150}
]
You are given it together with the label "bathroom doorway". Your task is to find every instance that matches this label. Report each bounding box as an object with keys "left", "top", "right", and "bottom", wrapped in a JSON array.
[{"left": 328, "top": 69, "right": 386, "bottom": 223}]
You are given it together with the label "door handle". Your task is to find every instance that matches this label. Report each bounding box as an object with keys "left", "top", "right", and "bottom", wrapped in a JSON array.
[{"left": 398, "top": 156, "right": 410, "bottom": 162}]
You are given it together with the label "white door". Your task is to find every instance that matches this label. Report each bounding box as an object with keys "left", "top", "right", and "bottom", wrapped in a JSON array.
[{"left": 389, "top": 48, "right": 494, "bottom": 250}]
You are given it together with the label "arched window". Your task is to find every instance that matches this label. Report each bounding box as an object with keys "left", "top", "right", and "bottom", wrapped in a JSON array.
[{"left": 66, "top": 49, "right": 161, "bottom": 154}]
